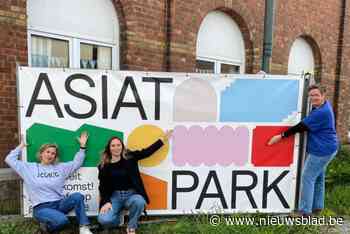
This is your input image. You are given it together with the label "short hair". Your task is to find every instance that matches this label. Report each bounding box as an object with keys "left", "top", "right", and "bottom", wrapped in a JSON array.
[
  {"left": 308, "top": 84, "right": 326, "bottom": 95},
  {"left": 37, "top": 144, "right": 59, "bottom": 164}
]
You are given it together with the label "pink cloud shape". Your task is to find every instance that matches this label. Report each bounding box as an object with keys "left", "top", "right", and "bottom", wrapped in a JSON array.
[{"left": 172, "top": 125, "right": 250, "bottom": 166}]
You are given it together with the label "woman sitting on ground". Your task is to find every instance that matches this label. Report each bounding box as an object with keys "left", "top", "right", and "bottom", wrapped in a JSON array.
[
  {"left": 5, "top": 132, "right": 93, "bottom": 234},
  {"left": 97, "top": 130, "right": 172, "bottom": 234}
]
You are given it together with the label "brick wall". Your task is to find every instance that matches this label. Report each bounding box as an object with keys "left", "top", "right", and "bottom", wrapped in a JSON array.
[
  {"left": 335, "top": 2, "right": 350, "bottom": 143},
  {"left": 168, "top": 0, "right": 265, "bottom": 73},
  {"left": 115, "top": 0, "right": 266, "bottom": 73},
  {"left": 115, "top": 0, "right": 168, "bottom": 71},
  {"left": 0, "top": 0, "right": 27, "bottom": 167}
]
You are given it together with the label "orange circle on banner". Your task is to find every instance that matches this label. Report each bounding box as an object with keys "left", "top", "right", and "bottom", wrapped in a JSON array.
[{"left": 127, "top": 125, "right": 169, "bottom": 167}]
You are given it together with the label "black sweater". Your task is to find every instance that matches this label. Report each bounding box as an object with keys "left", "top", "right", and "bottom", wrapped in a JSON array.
[
  {"left": 282, "top": 122, "right": 309, "bottom": 138},
  {"left": 98, "top": 139, "right": 164, "bottom": 208}
]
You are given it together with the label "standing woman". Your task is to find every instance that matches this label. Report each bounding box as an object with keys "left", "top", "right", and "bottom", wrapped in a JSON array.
[
  {"left": 5, "top": 132, "right": 93, "bottom": 234},
  {"left": 268, "top": 84, "right": 339, "bottom": 216},
  {"left": 97, "top": 130, "right": 172, "bottom": 234}
]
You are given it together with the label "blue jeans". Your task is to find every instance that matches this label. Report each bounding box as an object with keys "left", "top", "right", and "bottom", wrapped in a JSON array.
[
  {"left": 33, "top": 192, "right": 90, "bottom": 232},
  {"left": 298, "top": 151, "right": 337, "bottom": 214},
  {"left": 98, "top": 190, "right": 146, "bottom": 229}
]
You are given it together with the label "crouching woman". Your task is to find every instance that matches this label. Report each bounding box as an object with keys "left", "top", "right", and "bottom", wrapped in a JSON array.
[
  {"left": 5, "top": 132, "right": 93, "bottom": 234},
  {"left": 97, "top": 130, "right": 172, "bottom": 234}
]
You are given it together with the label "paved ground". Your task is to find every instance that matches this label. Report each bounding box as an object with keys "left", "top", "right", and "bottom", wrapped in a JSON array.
[{"left": 337, "top": 216, "right": 350, "bottom": 234}]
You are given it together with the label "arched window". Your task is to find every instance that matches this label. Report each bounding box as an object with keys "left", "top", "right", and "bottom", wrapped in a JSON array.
[
  {"left": 196, "top": 11, "right": 245, "bottom": 74},
  {"left": 288, "top": 38, "right": 315, "bottom": 76},
  {"left": 27, "top": 0, "right": 119, "bottom": 70}
]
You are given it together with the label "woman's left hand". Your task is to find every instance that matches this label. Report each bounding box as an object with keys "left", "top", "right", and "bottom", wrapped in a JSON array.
[
  {"left": 77, "top": 131, "right": 89, "bottom": 148},
  {"left": 267, "top": 134, "right": 282, "bottom": 146}
]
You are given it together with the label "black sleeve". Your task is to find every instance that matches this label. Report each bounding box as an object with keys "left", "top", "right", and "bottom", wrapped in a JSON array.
[
  {"left": 282, "top": 122, "right": 309, "bottom": 138},
  {"left": 98, "top": 165, "right": 113, "bottom": 208},
  {"left": 127, "top": 139, "right": 164, "bottom": 161}
]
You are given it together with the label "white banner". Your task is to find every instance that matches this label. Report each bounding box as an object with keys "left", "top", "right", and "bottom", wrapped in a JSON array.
[{"left": 18, "top": 67, "right": 304, "bottom": 216}]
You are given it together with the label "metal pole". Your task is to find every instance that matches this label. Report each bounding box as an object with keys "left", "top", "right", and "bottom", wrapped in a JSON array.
[
  {"left": 294, "top": 72, "right": 312, "bottom": 210},
  {"left": 262, "top": 0, "right": 275, "bottom": 73}
]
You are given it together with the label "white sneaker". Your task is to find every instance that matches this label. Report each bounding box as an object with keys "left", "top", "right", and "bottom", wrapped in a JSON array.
[{"left": 79, "top": 225, "right": 93, "bottom": 234}]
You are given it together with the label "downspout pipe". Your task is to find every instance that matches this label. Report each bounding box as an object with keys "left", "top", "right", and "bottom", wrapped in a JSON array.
[
  {"left": 164, "top": 0, "right": 172, "bottom": 71},
  {"left": 261, "top": 0, "right": 275, "bottom": 73},
  {"left": 333, "top": 0, "right": 346, "bottom": 123}
]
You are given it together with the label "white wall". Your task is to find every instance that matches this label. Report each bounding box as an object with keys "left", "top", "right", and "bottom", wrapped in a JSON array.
[
  {"left": 27, "top": 0, "right": 119, "bottom": 44},
  {"left": 196, "top": 11, "right": 245, "bottom": 71},
  {"left": 288, "top": 38, "right": 315, "bottom": 76}
]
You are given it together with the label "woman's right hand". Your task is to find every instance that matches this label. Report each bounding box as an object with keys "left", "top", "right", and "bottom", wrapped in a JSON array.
[
  {"left": 267, "top": 134, "right": 282, "bottom": 146},
  {"left": 77, "top": 131, "right": 89, "bottom": 148},
  {"left": 100, "top": 202, "right": 112, "bottom": 214}
]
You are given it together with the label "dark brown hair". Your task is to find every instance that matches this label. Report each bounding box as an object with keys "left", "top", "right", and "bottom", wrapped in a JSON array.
[
  {"left": 308, "top": 84, "right": 326, "bottom": 95},
  {"left": 99, "top": 136, "right": 126, "bottom": 168}
]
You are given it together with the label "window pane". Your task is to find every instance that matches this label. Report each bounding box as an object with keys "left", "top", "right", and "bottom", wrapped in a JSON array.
[
  {"left": 31, "top": 35, "right": 69, "bottom": 68},
  {"left": 80, "top": 43, "right": 112, "bottom": 69},
  {"left": 221, "top": 63, "right": 240, "bottom": 74},
  {"left": 195, "top": 60, "right": 214, "bottom": 73}
]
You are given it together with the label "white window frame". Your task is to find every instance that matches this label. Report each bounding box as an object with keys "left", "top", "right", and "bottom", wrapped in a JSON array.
[
  {"left": 195, "top": 58, "right": 215, "bottom": 73},
  {"left": 27, "top": 30, "right": 73, "bottom": 67},
  {"left": 28, "top": 29, "right": 118, "bottom": 70},
  {"left": 75, "top": 38, "right": 116, "bottom": 70},
  {"left": 196, "top": 56, "right": 243, "bottom": 74}
]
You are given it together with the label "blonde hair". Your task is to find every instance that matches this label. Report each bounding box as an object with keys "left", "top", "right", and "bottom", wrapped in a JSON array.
[{"left": 37, "top": 144, "right": 59, "bottom": 164}]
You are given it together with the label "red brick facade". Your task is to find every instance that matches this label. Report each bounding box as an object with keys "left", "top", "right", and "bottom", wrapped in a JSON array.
[
  {"left": 0, "top": 0, "right": 27, "bottom": 167},
  {"left": 0, "top": 0, "right": 350, "bottom": 166}
]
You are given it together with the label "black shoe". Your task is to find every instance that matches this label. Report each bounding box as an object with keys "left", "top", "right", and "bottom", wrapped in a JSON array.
[
  {"left": 39, "top": 223, "right": 59, "bottom": 234},
  {"left": 39, "top": 222, "right": 49, "bottom": 233},
  {"left": 312, "top": 208, "right": 322, "bottom": 215}
]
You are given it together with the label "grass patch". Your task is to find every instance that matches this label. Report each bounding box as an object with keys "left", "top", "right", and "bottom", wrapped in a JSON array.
[
  {"left": 325, "top": 185, "right": 350, "bottom": 216},
  {"left": 326, "top": 146, "right": 350, "bottom": 187},
  {"left": 325, "top": 145, "right": 350, "bottom": 216},
  {"left": 0, "top": 218, "right": 37, "bottom": 234},
  {"left": 0, "top": 215, "right": 324, "bottom": 234},
  {"left": 138, "top": 215, "right": 321, "bottom": 234}
]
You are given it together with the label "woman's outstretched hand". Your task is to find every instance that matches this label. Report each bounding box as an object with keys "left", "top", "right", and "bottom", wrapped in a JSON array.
[
  {"left": 267, "top": 134, "right": 282, "bottom": 146},
  {"left": 77, "top": 131, "right": 89, "bottom": 148},
  {"left": 161, "top": 129, "right": 173, "bottom": 142}
]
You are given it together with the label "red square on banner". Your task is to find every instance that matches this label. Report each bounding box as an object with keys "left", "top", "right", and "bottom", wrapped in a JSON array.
[{"left": 252, "top": 126, "right": 295, "bottom": 167}]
